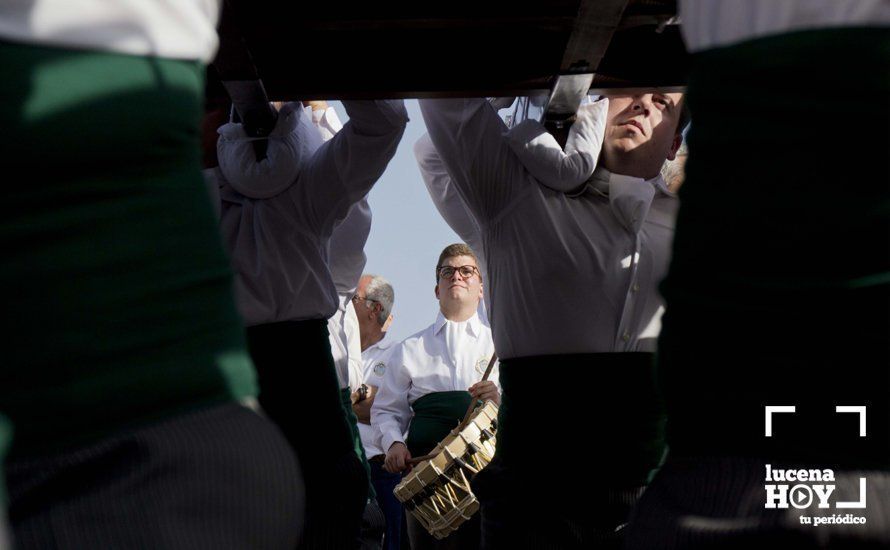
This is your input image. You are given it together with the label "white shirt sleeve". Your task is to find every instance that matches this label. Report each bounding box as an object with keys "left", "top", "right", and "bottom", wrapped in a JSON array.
[
  {"left": 293, "top": 99, "right": 408, "bottom": 236},
  {"left": 418, "top": 99, "right": 527, "bottom": 226},
  {"left": 371, "top": 344, "right": 413, "bottom": 454},
  {"left": 414, "top": 133, "right": 484, "bottom": 255}
]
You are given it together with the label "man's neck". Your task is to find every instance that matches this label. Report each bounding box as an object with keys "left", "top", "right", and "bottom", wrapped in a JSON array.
[
  {"left": 361, "top": 327, "right": 385, "bottom": 352},
  {"left": 601, "top": 152, "right": 661, "bottom": 181}
]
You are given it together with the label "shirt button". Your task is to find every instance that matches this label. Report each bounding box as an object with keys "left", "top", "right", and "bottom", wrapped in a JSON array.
[
  {"left": 632, "top": 283, "right": 640, "bottom": 292},
  {"left": 622, "top": 332, "right": 631, "bottom": 342}
]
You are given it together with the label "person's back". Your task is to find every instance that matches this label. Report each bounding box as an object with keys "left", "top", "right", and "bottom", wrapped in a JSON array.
[
  {"left": 624, "top": 3, "right": 890, "bottom": 548},
  {"left": 0, "top": 2, "right": 304, "bottom": 547},
  {"left": 214, "top": 96, "right": 407, "bottom": 549},
  {"left": 418, "top": 92, "right": 685, "bottom": 548}
]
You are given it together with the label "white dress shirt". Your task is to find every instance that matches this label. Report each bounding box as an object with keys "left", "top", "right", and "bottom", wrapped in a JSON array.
[
  {"left": 328, "top": 296, "right": 365, "bottom": 390},
  {"left": 359, "top": 338, "right": 399, "bottom": 458},
  {"left": 418, "top": 99, "right": 678, "bottom": 359},
  {"left": 680, "top": 0, "right": 890, "bottom": 52},
  {"left": 315, "top": 105, "right": 375, "bottom": 389},
  {"left": 372, "top": 311, "right": 497, "bottom": 454},
  {"left": 216, "top": 100, "right": 407, "bottom": 326},
  {"left": 0, "top": 0, "right": 222, "bottom": 62}
]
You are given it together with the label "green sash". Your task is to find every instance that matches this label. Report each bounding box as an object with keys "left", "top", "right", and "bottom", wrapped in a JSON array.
[
  {"left": 659, "top": 28, "right": 889, "bottom": 467},
  {"left": 0, "top": 41, "right": 256, "bottom": 456},
  {"left": 340, "top": 388, "right": 375, "bottom": 499},
  {"left": 405, "top": 391, "right": 474, "bottom": 457}
]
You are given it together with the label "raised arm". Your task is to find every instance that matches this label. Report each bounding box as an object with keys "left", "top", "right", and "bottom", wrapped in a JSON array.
[
  {"left": 418, "top": 99, "right": 526, "bottom": 225},
  {"left": 328, "top": 196, "right": 372, "bottom": 295},
  {"left": 414, "top": 133, "right": 484, "bottom": 257},
  {"left": 296, "top": 100, "right": 408, "bottom": 235}
]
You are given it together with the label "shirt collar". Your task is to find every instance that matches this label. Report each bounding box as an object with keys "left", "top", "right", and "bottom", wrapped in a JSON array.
[
  {"left": 434, "top": 310, "right": 482, "bottom": 337},
  {"left": 585, "top": 166, "right": 669, "bottom": 234}
]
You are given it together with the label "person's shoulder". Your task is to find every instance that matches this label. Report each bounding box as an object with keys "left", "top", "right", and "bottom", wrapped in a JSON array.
[
  {"left": 375, "top": 338, "right": 398, "bottom": 352},
  {"left": 398, "top": 323, "right": 436, "bottom": 351}
]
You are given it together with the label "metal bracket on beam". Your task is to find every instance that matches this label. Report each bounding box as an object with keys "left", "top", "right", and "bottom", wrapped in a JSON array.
[
  {"left": 540, "top": 73, "right": 594, "bottom": 128},
  {"left": 221, "top": 79, "right": 278, "bottom": 139},
  {"left": 542, "top": 0, "right": 629, "bottom": 128},
  {"left": 214, "top": 0, "right": 277, "bottom": 160}
]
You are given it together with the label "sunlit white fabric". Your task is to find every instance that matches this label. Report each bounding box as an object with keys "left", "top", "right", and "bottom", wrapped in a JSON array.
[{"left": 372, "top": 312, "right": 496, "bottom": 454}]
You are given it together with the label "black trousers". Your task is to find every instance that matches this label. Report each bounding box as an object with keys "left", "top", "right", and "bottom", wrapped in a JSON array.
[
  {"left": 6, "top": 402, "right": 303, "bottom": 549},
  {"left": 473, "top": 353, "right": 659, "bottom": 549},
  {"left": 246, "top": 319, "right": 368, "bottom": 549},
  {"left": 474, "top": 457, "right": 644, "bottom": 550}
]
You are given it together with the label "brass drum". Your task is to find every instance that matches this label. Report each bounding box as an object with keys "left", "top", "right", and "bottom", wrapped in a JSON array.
[{"left": 393, "top": 400, "right": 498, "bottom": 539}]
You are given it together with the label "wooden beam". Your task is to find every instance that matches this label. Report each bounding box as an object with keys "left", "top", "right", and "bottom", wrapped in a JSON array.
[{"left": 560, "top": 0, "right": 630, "bottom": 72}]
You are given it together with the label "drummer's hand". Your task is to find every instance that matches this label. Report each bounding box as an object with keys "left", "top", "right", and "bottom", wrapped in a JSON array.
[
  {"left": 385, "top": 442, "right": 412, "bottom": 474},
  {"left": 469, "top": 381, "right": 500, "bottom": 405}
]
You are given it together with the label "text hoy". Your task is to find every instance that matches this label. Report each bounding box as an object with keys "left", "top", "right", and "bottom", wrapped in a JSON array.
[{"left": 764, "top": 465, "right": 866, "bottom": 510}]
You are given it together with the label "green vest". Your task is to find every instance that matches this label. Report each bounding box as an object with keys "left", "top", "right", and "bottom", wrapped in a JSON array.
[{"left": 0, "top": 42, "right": 257, "bottom": 456}]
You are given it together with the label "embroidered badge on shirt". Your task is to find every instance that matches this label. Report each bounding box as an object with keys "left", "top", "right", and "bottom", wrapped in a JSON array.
[
  {"left": 475, "top": 357, "right": 489, "bottom": 375},
  {"left": 373, "top": 362, "right": 386, "bottom": 377}
]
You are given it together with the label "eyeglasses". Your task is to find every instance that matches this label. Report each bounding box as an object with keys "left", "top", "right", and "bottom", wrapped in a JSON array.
[
  {"left": 352, "top": 295, "right": 378, "bottom": 306},
  {"left": 436, "top": 265, "right": 479, "bottom": 280}
]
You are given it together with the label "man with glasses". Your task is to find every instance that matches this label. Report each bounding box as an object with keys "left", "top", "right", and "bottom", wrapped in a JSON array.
[
  {"left": 372, "top": 244, "right": 498, "bottom": 550},
  {"left": 418, "top": 93, "right": 688, "bottom": 548},
  {"left": 351, "top": 274, "right": 401, "bottom": 550}
]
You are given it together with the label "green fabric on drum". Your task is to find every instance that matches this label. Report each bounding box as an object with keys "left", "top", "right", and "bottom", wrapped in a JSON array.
[{"left": 405, "top": 391, "right": 475, "bottom": 457}]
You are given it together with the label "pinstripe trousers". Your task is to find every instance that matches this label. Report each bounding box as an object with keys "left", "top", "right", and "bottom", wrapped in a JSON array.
[{"left": 6, "top": 402, "right": 304, "bottom": 549}]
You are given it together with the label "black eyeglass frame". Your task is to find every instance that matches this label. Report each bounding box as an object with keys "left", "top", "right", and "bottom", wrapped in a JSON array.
[{"left": 435, "top": 264, "right": 480, "bottom": 281}]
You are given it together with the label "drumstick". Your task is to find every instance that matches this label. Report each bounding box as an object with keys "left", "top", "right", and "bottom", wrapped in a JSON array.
[
  {"left": 459, "top": 351, "right": 498, "bottom": 429},
  {"left": 406, "top": 352, "right": 499, "bottom": 467}
]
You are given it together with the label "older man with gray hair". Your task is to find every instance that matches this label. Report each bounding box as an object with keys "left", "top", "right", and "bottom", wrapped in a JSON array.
[
  {"left": 354, "top": 274, "right": 395, "bottom": 353},
  {"left": 350, "top": 274, "right": 402, "bottom": 550}
]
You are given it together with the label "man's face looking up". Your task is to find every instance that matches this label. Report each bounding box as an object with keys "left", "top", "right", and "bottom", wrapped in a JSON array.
[
  {"left": 601, "top": 92, "right": 684, "bottom": 180},
  {"left": 434, "top": 255, "right": 483, "bottom": 311}
]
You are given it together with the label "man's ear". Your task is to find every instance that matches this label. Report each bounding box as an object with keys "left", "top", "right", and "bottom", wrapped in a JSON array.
[
  {"left": 666, "top": 132, "right": 682, "bottom": 161},
  {"left": 434, "top": 284, "right": 440, "bottom": 300}
]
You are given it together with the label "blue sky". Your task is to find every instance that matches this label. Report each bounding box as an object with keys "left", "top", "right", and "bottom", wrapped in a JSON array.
[{"left": 332, "top": 100, "right": 463, "bottom": 344}]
